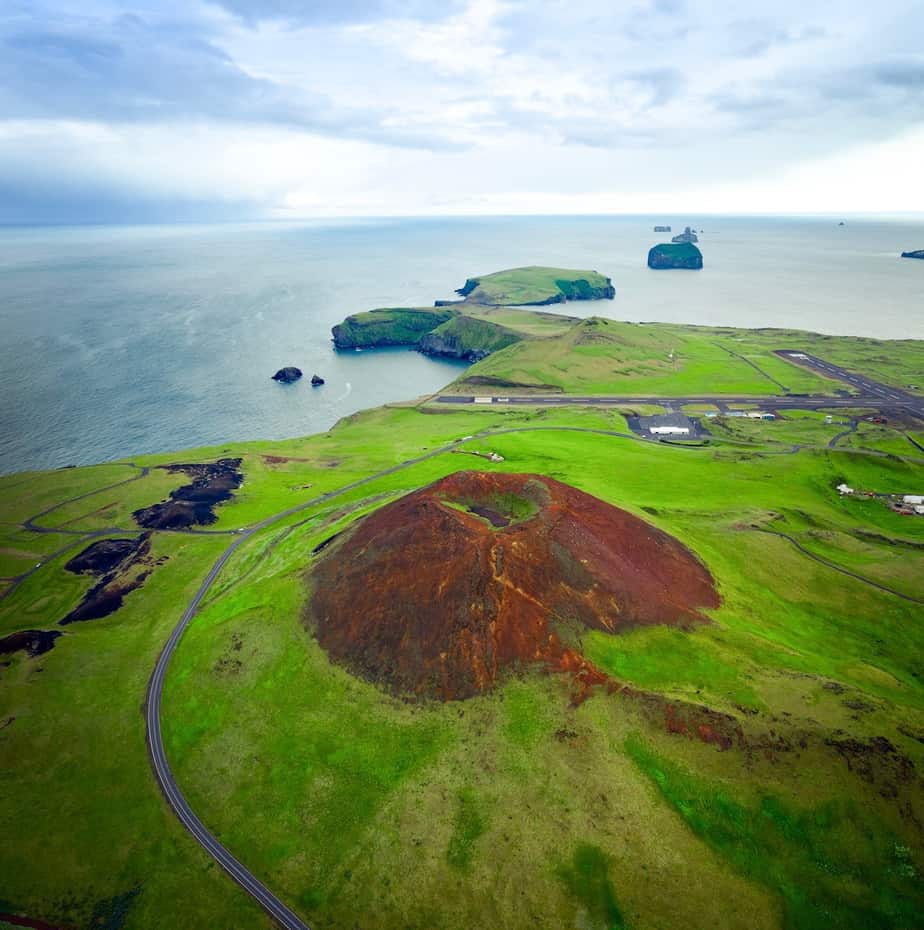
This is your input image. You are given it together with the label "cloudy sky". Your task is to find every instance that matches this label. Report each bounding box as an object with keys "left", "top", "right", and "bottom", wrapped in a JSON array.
[{"left": 1, "top": 0, "right": 922, "bottom": 222}]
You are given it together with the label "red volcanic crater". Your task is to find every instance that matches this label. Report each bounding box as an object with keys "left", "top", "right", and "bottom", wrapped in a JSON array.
[{"left": 307, "top": 471, "right": 719, "bottom": 701}]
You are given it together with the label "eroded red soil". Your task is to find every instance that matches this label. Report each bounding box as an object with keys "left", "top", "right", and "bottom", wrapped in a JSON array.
[{"left": 309, "top": 471, "right": 719, "bottom": 701}]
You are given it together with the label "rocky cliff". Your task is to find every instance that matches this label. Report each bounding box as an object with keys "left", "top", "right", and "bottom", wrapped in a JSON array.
[
  {"left": 418, "top": 315, "right": 522, "bottom": 361},
  {"left": 331, "top": 308, "right": 456, "bottom": 349}
]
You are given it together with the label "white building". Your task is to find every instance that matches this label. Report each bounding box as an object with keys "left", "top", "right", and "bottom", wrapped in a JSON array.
[
  {"left": 649, "top": 426, "right": 690, "bottom": 436},
  {"left": 836, "top": 484, "right": 854, "bottom": 495},
  {"left": 903, "top": 495, "right": 924, "bottom": 505}
]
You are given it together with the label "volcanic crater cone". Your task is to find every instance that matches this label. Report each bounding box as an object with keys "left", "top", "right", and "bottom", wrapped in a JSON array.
[{"left": 308, "top": 472, "right": 719, "bottom": 701}]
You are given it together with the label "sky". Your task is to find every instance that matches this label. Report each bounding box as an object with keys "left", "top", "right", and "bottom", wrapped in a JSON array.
[{"left": 1, "top": 0, "right": 922, "bottom": 222}]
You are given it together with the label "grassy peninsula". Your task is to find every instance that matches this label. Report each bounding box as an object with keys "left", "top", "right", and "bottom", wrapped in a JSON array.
[
  {"left": 1, "top": 287, "right": 923, "bottom": 930},
  {"left": 330, "top": 267, "right": 614, "bottom": 357}
]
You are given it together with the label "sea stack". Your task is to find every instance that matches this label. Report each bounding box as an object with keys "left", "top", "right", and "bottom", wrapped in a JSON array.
[
  {"left": 310, "top": 374, "right": 325, "bottom": 385},
  {"left": 272, "top": 367, "right": 303, "bottom": 383},
  {"left": 648, "top": 242, "right": 703, "bottom": 270}
]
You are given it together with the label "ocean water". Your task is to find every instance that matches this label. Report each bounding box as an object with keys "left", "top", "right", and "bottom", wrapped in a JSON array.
[{"left": 1, "top": 214, "right": 922, "bottom": 475}]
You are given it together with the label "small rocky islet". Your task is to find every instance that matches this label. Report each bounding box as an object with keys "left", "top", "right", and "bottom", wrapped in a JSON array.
[
  {"left": 271, "top": 366, "right": 302, "bottom": 383},
  {"left": 648, "top": 241, "right": 704, "bottom": 270},
  {"left": 901, "top": 249, "right": 924, "bottom": 260},
  {"left": 271, "top": 368, "right": 325, "bottom": 386}
]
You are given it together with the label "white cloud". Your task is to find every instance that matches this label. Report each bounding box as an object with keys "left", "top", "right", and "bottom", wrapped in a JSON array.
[{"left": 1, "top": 0, "right": 922, "bottom": 220}]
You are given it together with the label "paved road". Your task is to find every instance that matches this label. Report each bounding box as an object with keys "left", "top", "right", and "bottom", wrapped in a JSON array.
[
  {"left": 755, "top": 528, "right": 924, "bottom": 606},
  {"left": 774, "top": 350, "right": 924, "bottom": 421},
  {"left": 437, "top": 348, "right": 924, "bottom": 421},
  {"left": 828, "top": 419, "right": 858, "bottom": 449},
  {"left": 23, "top": 463, "right": 150, "bottom": 533},
  {"left": 145, "top": 437, "right": 484, "bottom": 930},
  {"left": 435, "top": 392, "right": 909, "bottom": 411}
]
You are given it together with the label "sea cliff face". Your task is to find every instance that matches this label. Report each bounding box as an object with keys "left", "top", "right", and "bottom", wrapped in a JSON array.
[
  {"left": 418, "top": 316, "right": 521, "bottom": 361},
  {"left": 648, "top": 243, "right": 703, "bottom": 270},
  {"left": 331, "top": 308, "right": 455, "bottom": 349}
]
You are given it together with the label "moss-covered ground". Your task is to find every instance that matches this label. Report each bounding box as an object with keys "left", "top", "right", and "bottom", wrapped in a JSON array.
[{"left": 0, "top": 335, "right": 922, "bottom": 929}]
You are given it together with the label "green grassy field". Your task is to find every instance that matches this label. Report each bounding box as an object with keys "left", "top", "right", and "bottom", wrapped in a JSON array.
[
  {"left": 450, "top": 318, "right": 923, "bottom": 396},
  {"left": 1, "top": 322, "right": 922, "bottom": 929}
]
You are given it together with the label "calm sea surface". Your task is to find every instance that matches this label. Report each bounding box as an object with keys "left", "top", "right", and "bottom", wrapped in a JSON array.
[{"left": 1, "top": 215, "right": 922, "bottom": 474}]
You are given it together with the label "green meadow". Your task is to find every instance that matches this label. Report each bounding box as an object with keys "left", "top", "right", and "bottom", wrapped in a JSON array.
[
  {"left": 451, "top": 318, "right": 923, "bottom": 396},
  {"left": 0, "top": 319, "right": 922, "bottom": 930}
]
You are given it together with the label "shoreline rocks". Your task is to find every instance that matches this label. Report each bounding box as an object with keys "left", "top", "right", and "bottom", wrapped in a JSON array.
[
  {"left": 272, "top": 367, "right": 303, "bottom": 383},
  {"left": 311, "top": 374, "right": 325, "bottom": 385},
  {"left": 901, "top": 249, "right": 924, "bottom": 260}
]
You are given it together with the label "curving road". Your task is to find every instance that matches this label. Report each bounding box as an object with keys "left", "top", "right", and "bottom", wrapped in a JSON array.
[
  {"left": 143, "top": 425, "right": 708, "bottom": 927},
  {"left": 144, "top": 437, "right": 482, "bottom": 930},
  {"left": 754, "top": 528, "right": 924, "bottom": 606}
]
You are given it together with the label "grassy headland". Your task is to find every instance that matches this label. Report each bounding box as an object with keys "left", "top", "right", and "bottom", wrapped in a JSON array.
[{"left": 330, "top": 267, "right": 615, "bottom": 358}]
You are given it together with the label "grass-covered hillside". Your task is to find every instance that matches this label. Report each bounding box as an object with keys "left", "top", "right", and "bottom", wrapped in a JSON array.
[
  {"left": 418, "top": 314, "right": 522, "bottom": 360},
  {"left": 451, "top": 317, "right": 924, "bottom": 396},
  {"left": 1, "top": 379, "right": 923, "bottom": 930},
  {"left": 454, "top": 266, "right": 615, "bottom": 305},
  {"left": 331, "top": 307, "right": 455, "bottom": 349}
]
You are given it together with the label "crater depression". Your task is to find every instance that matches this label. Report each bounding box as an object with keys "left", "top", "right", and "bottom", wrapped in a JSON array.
[{"left": 307, "top": 471, "right": 720, "bottom": 701}]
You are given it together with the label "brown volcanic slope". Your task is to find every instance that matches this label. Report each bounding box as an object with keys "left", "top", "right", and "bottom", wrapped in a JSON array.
[{"left": 308, "top": 471, "right": 719, "bottom": 701}]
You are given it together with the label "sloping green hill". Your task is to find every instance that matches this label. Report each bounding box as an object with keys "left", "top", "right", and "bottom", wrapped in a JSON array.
[{"left": 451, "top": 318, "right": 859, "bottom": 395}]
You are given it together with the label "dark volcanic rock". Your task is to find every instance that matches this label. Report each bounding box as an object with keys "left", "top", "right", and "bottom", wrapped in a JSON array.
[
  {"left": 0, "top": 629, "right": 62, "bottom": 657},
  {"left": 65, "top": 537, "right": 140, "bottom": 575},
  {"left": 60, "top": 533, "right": 154, "bottom": 625},
  {"left": 648, "top": 243, "right": 703, "bottom": 270},
  {"left": 310, "top": 373, "right": 325, "bottom": 385},
  {"left": 133, "top": 459, "right": 243, "bottom": 529},
  {"left": 901, "top": 249, "right": 924, "bottom": 260},
  {"left": 308, "top": 471, "right": 719, "bottom": 701},
  {"left": 272, "top": 367, "right": 303, "bottom": 383}
]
